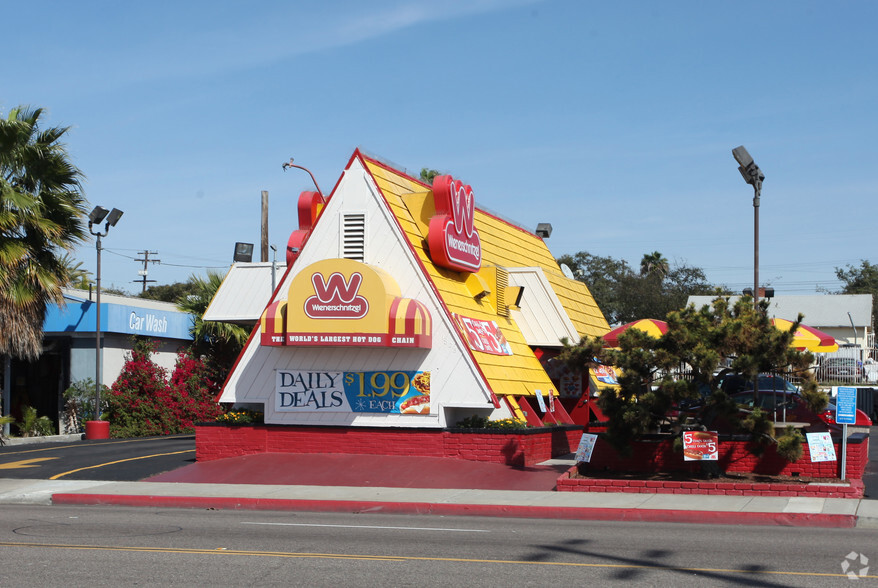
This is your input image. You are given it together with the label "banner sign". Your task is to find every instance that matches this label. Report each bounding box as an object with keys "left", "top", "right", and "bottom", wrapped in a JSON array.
[
  {"left": 806, "top": 432, "right": 837, "bottom": 462},
  {"left": 276, "top": 369, "right": 431, "bottom": 414},
  {"left": 682, "top": 431, "right": 718, "bottom": 461},
  {"left": 575, "top": 433, "right": 598, "bottom": 463},
  {"left": 452, "top": 313, "right": 513, "bottom": 356},
  {"left": 592, "top": 364, "right": 619, "bottom": 386}
]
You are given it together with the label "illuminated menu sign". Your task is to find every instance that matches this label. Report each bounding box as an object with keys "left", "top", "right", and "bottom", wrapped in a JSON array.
[{"left": 427, "top": 175, "right": 481, "bottom": 273}]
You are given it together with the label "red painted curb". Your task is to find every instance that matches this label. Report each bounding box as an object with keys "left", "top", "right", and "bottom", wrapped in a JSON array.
[{"left": 50, "top": 493, "right": 857, "bottom": 528}]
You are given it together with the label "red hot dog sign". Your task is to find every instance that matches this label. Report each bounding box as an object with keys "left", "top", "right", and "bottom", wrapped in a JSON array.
[{"left": 428, "top": 175, "right": 481, "bottom": 273}]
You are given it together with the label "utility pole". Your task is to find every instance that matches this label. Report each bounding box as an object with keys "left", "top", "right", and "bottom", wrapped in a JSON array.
[
  {"left": 261, "top": 190, "right": 269, "bottom": 262},
  {"left": 134, "top": 250, "right": 160, "bottom": 293}
]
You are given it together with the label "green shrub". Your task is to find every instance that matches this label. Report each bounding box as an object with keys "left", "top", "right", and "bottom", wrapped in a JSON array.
[
  {"left": 775, "top": 426, "right": 805, "bottom": 462},
  {"left": 17, "top": 406, "right": 54, "bottom": 437}
]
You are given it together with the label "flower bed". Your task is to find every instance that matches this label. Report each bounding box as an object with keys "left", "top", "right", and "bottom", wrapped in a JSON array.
[{"left": 195, "top": 423, "right": 584, "bottom": 467}]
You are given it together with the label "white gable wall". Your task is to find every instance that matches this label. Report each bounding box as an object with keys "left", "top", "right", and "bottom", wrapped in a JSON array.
[
  {"left": 219, "top": 158, "right": 494, "bottom": 428},
  {"left": 508, "top": 267, "right": 579, "bottom": 346}
]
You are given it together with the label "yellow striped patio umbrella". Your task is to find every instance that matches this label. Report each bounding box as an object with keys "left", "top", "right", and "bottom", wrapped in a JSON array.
[
  {"left": 770, "top": 318, "right": 839, "bottom": 353},
  {"left": 602, "top": 319, "right": 668, "bottom": 348}
]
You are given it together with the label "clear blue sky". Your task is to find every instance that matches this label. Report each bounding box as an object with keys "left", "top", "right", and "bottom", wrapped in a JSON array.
[{"left": 5, "top": 0, "right": 876, "bottom": 295}]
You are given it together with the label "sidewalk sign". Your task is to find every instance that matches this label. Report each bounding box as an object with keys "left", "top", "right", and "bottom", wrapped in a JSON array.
[
  {"left": 836, "top": 386, "right": 856, "bottom": 479},
  {"left": 682, "top": 431, "right": 718, "bottom": 461},
  {"left": 575, "top": 433, "right": 598, "bottom": 463},
  {"left": 805, "top": 432, "right": 836, "bottom": 462},
  {"left": 534, "top": 389, "right": 547, "bottom": 412}
]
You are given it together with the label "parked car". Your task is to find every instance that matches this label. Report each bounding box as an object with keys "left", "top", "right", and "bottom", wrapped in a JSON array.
[
  {"left": 719, "top": 373, "right": 799, "bottom": 395},
  {"left": 727, "top": 391, "right": 835, "bottom": 433},
  {"left": 820, "top": 400, "right": 873, "bottom": 427},
  {"left": 821, "top": 357, "right": 864, "bottom": 381}
]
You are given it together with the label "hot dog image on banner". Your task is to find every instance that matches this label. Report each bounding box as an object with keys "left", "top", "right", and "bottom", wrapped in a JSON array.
[
  {"left": 260, "top": 258, "right": 432, "bottom": 348},
  {"left": 276, "top": 369, "right": 431, "bottom": 414}
]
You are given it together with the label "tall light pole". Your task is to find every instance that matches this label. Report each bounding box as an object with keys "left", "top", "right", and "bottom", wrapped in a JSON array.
[
  {"left": 87, "top": 206, "right": 123, "bottom": 439},
  {"left": 732, "top": 146, "right": 764, "bottom": 307}
]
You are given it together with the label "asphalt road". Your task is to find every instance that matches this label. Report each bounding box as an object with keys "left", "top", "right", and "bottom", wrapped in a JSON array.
[
  {"left": 0, "top": 435, "right": 195, "bottom": 481},
  {"left": 0, "top": 505, "right": 874, "bottom": 586}
]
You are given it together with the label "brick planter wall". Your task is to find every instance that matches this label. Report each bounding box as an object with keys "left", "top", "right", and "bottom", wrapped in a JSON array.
[
  {"left": 195, "top": 424, "right": 584, "bottom": 467},
  {"left": 556, "top": 434, "right": 869, "bottom": 497},
  {"left": 582, "top": 434, "right": 868, "bottom": 479}
]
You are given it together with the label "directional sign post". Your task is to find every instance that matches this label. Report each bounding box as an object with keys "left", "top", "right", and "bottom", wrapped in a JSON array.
[{"left": 836, "top": 386, "right": 857, "bottom": 480}]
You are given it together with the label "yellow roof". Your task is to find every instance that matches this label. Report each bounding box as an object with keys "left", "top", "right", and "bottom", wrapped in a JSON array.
[{"left": 362, "top": 155, "right": 609, "bottom": 397}]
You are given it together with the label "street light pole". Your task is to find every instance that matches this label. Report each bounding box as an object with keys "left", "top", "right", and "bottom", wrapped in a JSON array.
[
  {"left": 87, "top": 206, "right": 123, "bottom": 439},
  {"left": 732, "top": 146, "right": 764, "bottom": 307}
]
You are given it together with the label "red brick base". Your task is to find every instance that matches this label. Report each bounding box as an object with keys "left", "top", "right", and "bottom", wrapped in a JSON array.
[
  {"left": 195, "top": 424, "right": 584, "bottom": 467},
  {"left": 583, "top": 435, "right": 869, "bottom": 479},
  {"left": 555, "top": 433, "right": 868, "bottom": 497}
]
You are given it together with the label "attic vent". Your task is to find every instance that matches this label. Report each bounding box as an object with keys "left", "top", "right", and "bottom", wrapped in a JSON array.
[
  {"left": 496, "top": 267, "right": 509, "bottom": 316},
  {"left": 341, "top": 213, "right": 366, "bottom": 261}
]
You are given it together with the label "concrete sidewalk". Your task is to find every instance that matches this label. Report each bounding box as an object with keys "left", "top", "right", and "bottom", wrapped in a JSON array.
[{"left": 0, "top": 477, "right": 875, "bottom": 529}]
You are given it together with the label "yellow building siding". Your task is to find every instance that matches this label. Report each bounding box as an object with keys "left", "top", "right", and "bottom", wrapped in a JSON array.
[{"left": 363, "top": 156, "right": 608, "bottom": 398}]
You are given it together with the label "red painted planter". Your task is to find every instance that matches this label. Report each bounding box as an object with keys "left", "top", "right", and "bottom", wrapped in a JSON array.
[{"left": 85, "top": 420, "right": 110, "bottom": 440}]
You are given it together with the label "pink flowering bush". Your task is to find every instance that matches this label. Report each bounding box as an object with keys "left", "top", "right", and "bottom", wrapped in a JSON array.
[{"left": 107, "top": 339, "right": 223, "bottom": 438}]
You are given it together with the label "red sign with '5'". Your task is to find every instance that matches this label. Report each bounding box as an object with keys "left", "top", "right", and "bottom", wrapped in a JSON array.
[
  {"left": 682, "top": 431, "right": 719, "bottom": 461},
  {"left": 428, "top": 175, "right": 481, "bottom": 273}
]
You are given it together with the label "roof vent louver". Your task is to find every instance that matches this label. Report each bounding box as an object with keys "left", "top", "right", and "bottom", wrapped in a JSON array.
[{"left": 341, "top": 212, "right": 366, "bottom": 261}]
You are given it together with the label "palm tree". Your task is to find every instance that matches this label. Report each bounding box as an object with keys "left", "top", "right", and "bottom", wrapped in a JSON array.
[
  {"left": 0, "top": 106, "right": 88, "bottom": 359},
  {"left": 176, "top": 271, "right": 249, "bottom": 382},
  {"left": 640, "top": 251, "right": 669, "bottom": 278}
]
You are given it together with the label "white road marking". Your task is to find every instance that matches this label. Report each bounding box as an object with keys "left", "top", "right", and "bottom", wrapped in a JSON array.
[{"left": 242, "top": 522, "right": 489, "bottom": 533}]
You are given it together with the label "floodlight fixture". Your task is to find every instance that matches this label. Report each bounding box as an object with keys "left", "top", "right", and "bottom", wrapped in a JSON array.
[
  {"left": 732, "top": 145, "right": 765, "bottom": 309},
  {"left": 106, "top": 208, "right": 124, "bottom": 227},
  {"left": 535, "top": 223, "right": 553, "bottom": 239},
  {"left": 234, "top": 242, "right": 254, "bottom": 262},
  {"left": 732, "top": 145, "right": 765, "bottom": 189},
  {"left": 89, "top": 206, "right": 109, "bottom": 224}
]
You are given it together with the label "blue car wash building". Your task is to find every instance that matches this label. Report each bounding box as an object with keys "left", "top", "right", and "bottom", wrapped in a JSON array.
[{"left": 1, "top": 288, "right": 194, "bottom": 434}]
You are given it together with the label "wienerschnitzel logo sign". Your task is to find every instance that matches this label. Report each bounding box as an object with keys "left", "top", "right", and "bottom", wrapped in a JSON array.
[
  {"left": 304, "top": 271, "right": 369, "bottom": 319},
  {"left": 428, "top": 175, "right": 481, "bottom": 273},
  {"left": 259, "top": 258, "right": 432, "bottom": 348}
]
